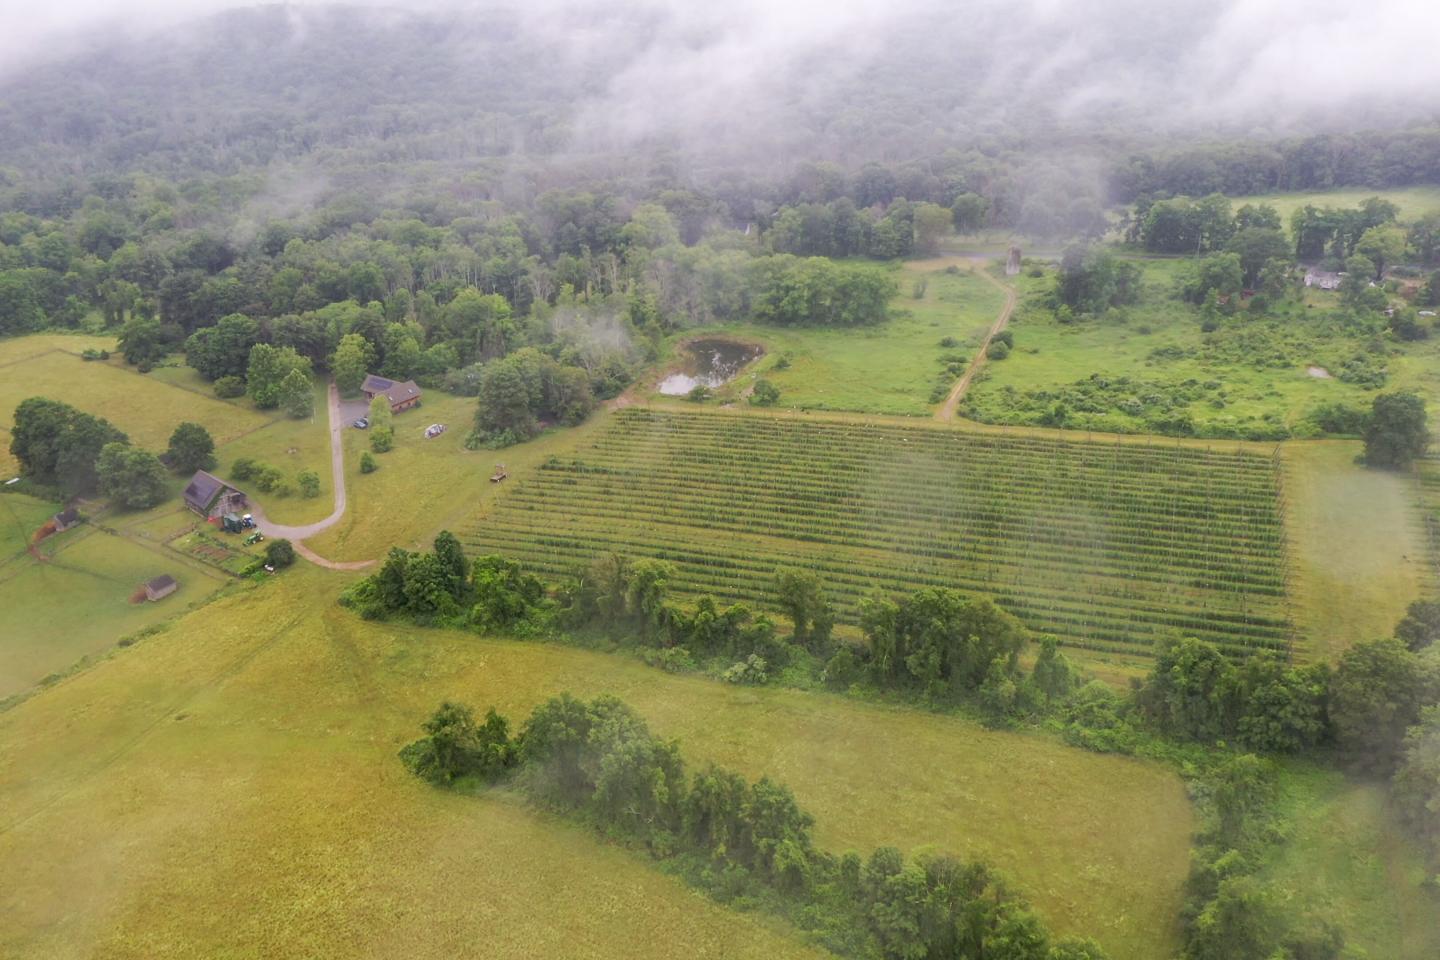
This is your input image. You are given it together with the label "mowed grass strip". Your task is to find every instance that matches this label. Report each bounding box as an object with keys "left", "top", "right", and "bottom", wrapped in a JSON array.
[
  {"left": 1283, "top": 442, "right": 1433, "bottom": 660},
  {"left": 464, "top": 408, "right": 1292, "bottom": 660},
  {"left": 0, "top": 569, "right": 1191, "bottom": 960}
]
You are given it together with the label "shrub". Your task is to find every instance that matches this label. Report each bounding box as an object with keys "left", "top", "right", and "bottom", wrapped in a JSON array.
[
  {"left": 751, "top": 379, "right": 780, "bottom": 407},
  {"left": 252, "top": 465, "right": 285, "bottom": 493},
  {"left": 213, "top": 376, "right": 245, "bottom": 399},
  {"left": 687, "top": 384, "right": 710, "bottom": 403},
  {"left": 297, "top": 469, "right": 321, "bottom": 498},
  {"left": 987, "top": 340, "right": 1010, "bottom": 360},
  {"left": 230, "top": 457, "right": 258, "bottom": 481},
  {"left": 370, "top": 427, "right": 394, "bottom": 453},
  {"left": 938, "top": 335, "right": 959, "bottom": 348},
  {"left": 265, "top": 538, "right": 297, "bottom": 568},
  {"left": 359, "top": 451, "right": 378, "bottom": 474},
  {"left": 721, "top": 654, "right": 768, "bottom": 684}
]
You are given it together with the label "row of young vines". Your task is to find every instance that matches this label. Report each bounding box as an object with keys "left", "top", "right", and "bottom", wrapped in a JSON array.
[{"left": 464, "top": 409, "right": 1292, "bottom": 659}]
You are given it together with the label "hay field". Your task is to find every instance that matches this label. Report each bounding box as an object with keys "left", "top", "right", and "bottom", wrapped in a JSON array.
[{"left": 0, "top": 567, "right": 1192, "bottom": 960}]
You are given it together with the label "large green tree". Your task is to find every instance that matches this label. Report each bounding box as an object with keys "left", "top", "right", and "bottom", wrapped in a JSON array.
[
  {"left": 165, "top": 422, "right": 215, "bottom": 473},
  {"left": 96, "top": 442, "right": 169, "bottom": 509},
  {"left": 278, "top": 367, "right": 314, "bottom": 419},
  {"left": 331, "top": 332, "right": 376, "bottom": 398},
  {"left": 1330, "top": 638, "right": 1437, "bottom": 773},
  {"left": 10, "top": 397, "right": 129, "bottom": 496},
  {"left": 184, "top": 313, "right": 260, "bottom": 381},
  {"left": 246, "top": 343, "right": 311, "bottom": 410},
  {"left": 1363, "top": 392, "right": 1429, "bottom": 469}
]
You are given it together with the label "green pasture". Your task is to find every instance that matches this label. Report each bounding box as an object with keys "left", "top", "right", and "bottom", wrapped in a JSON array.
[
  {"left": 1284, "top": 441, "right": 1432, "bottom": 660},
  {"left": 1259, "top": 763, "right": 1440, "bottom": 960},
  {"left": 0, "top": 495, "right": 228, "bottom": 698},
  {"left": 0, "top": 567, "right": 1191, "bottom": 960},
  {"left": 0, "top": 347, "right": 271, "bottom": 452},
  {"left": 664, "top": 263, "right": 1006, "bottom": 416},
  {"left": 1225, "top": 186, "right": 1440, "bottom": 223}
]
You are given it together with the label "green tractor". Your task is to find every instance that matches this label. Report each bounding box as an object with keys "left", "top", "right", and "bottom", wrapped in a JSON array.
[{"left": 243, "top": 531, "right": 265, "bottom": 546}]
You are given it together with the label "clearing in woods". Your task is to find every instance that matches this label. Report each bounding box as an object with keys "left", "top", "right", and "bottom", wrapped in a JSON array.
[
  {"left": 0, "top": 568, "right": 1191, "bottom": 960},
  {"left": 669, "top": 264, "right": 1007, "bottom": 416},
  {"left": 463, "top": 407, "right": 1292, "bottom": 662}
]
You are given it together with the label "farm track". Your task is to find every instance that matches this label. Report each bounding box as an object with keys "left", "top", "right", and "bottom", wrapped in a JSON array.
[
  {"left": 937, "top": 265, "right": 1016, "bottom": 421},
  {"left": 464, "top": 408, "right": 1293, "bottom": 661}
]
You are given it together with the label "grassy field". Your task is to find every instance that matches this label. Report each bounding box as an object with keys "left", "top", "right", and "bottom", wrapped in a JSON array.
[
  {"left": 0, "top": 493, "right": 229, "bottom": 698},
  {"left": 0, "top": 336, "right": 334, "bottom": 526},
  {"left": 661, "top": 262, "right": 1006, "bottom": 416},
  {"left": 306, "top": 392, "right": 494, "bottom": 561},
  {"left": 464, "top": 407, "right": 1291, "bottom": 660},
  {"left": 1284, "top": 442, "right": 1434, "bottom": 659},
  {"left": 1259, "top": 763, "right": 1440, "bottom": 960},
  {"left": 1226, "top": 186, "right": 1440, "bottom": 223},
  {"left": 0, "top": 567, "right": 1192, "bottom": 960}
]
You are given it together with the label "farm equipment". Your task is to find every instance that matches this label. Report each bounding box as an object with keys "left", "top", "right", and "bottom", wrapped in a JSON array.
[
  {"left": 221, "top": 512, "right": 244, "bottom": 533},
  {"left": 490, "top": 464, "right": 508, "bottom": 483},
  {"left": 241, "top": 514, "right": 256, "bottom": 529},
  {"left": 243, "top": 532, "right": 265, "bottom": 546}
]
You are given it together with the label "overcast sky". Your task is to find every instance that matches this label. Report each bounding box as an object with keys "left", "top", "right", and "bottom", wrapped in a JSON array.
[{"left": 2, "top": 0, "right": 1438, "bottom": 129}]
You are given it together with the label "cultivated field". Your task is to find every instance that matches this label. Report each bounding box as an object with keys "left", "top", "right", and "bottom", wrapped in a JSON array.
[
  {"left": 0, "top": 568, "right": 1193, "bottom": 960},
  {"left": 464, "top": 407, "right": 1292, "bottom": 660}
]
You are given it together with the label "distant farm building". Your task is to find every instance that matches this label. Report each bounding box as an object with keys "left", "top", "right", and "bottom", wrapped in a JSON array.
[
  {"left": 361, "top": 374, "right": 423, "bottom": 413},
  {"left": 144, "top": 575, "right": 178, "bottom": 602},
  {"left": 183, "top": 470, "right": 247, "bottom": 519},
  {"left": 1006, "top": 245, "right": 1022, "bottom": 276},
  {"left": 1304, "top": 268, "right": 1343, "bottom": 290},
  {"left": 52, "top": 508, "right": 80, "bottom": 532}
]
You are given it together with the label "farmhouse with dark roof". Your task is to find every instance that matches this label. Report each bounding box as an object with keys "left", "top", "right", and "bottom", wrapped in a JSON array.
[
  {"left": 361, "top": 374, "right": 423, "bottom": 413},
  {"left": 182, "top": 470, "right": 247, "bottom": 519}
]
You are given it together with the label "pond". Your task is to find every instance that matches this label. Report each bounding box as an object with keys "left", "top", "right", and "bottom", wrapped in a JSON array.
[{"left": 657, "top": 339, "right": 763, "bottom": 395}]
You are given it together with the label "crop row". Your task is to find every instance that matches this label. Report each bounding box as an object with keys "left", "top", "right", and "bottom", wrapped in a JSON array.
[
  {"left": 463, "top": 522, "right": 1289, "bottom": 657},
  {"left": 463, "top": 410, "right": 1293, "bottom": 659},
  {"left": 502, "top": 487, "right": 1284, "bottom": 591}
]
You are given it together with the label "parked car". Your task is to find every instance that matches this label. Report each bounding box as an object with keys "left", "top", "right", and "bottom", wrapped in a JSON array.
[
  {"left": 424, "top": 423, "right": 447, "bottom": 439},
  {"left": 353, "top": 417, "right": 369, "bottom": 429}
]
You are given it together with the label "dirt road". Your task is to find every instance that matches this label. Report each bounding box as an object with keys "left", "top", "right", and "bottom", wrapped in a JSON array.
[
  {"left": 249, "top": 383, "right": 373, "bottom": 570},
  {"left": 935, "top": 266, "right": 1017, "bottom": 421}
]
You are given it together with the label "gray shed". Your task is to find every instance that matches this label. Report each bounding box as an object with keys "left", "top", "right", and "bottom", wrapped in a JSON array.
[{"left": 144, "top": 575, "right": 178, "bottom": 602}]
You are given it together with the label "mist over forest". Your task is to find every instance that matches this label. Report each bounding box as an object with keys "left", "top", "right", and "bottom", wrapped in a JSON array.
[{"left": 3, "top": 0, "right": 1440, "bottom": 227}]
